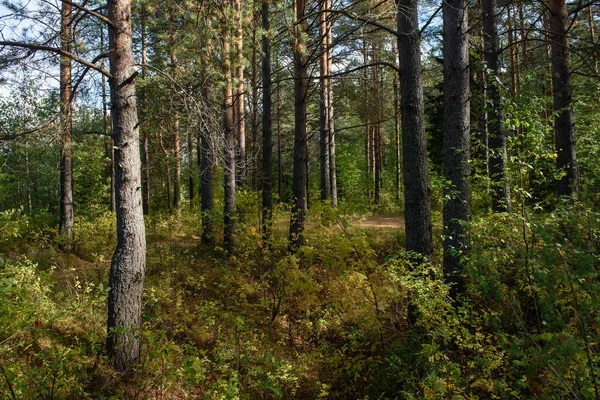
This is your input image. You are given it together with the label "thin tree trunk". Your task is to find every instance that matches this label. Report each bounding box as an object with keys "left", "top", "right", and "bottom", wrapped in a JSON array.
[
  {"left": 373, "top": 46, "right": 381, "bottom": 204},
  {"left": 319, "top": 0, "right": 331, "bottom": 202},
  {"left": 101, "top": 26, "right": 115, "bottom": 213},
  {"left": 222, "top": 20, "right": 237, "bottom": 251},
  {"left": 589, "top": 6, "right": 598, "bottom": 74},
  {"left": 158, "top": 119, "right": 172, "bottom": 209},
  {"left": 201, "top": 86, "right": 215, "bottom": 244},
  {"left": 171, "top": 50, "right": 182, "bottom": 210},
  {"left": 549, "top": 0, "right": 579, "bottom": 196},
  {"left": 482, "top": 0, "right": 510, "bottom": 212},
  {"left": 59, "top": 0, "right": 74, "bottom": 250},
  {"left": 443, "top": 0, "right": 470, "bottom": 297},
  {"left": 396, "top": 0, "right": 433, "bottom": 260},
  {"left": 261, "top": 0, "right": 273, "bottom": 238},
  {"left": 234, "top": 0, "right": 247, "bottom": 186},
  {"left": 106, "top": 0, "right": 146, "bottom": 373},
  {"left": 277, "top": 79, "right": 282, "bottom": 201},
  {"left": 325, "top": 3, "right": 337, "bottom": 207},
  {"left": 250, "top": 15, "right": 259, "bottom": 190},
  {"left": 289, "top": 0, "right": 309, "bottom": 252},
  {"left": 140, "top": 6, "right": 150, "bottom": 215},
  {"left": 392, "top": 40, "right": 401, "bottom": 202}
]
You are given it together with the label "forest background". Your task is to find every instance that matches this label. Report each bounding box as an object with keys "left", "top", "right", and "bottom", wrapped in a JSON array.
[{"left": 0, "top": 0, "right": 600, "bottom": 398}]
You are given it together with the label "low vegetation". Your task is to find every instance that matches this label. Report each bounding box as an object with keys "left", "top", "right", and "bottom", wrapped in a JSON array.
[{"left": 1, "top": 197, "right": 599, "bottom": 399}]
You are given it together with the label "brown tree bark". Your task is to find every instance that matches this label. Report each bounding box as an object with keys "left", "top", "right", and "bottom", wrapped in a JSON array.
[
  {"left": 59, "top": 0, "right": 74, "bottom": 250},
  {"left": 106, "top": 0, "right": 146, "bottom": 373},
  {"left": 326, "top": 4, "right": 337, "bottom": 207},
  {"left": 392, "top": 40, "right": 401, "bottom": 202},
  {"left": 319, "top": 0, "right": 331, "bottom": 202},
  {"left": 289, "top": 0, "right": 309, "bottom": 251},
  {"left": 250, "top": 13, "right": 259, "bottom": 190},
  {"left": 396, "top": 0, "right": 433, "bottom": 260},
  {"left": 277, "top": 79, "right": 282, "bottom": 201},
  {"left": 261, "top": 0, "right": 273, "bottom": 238},
  {"left": 442, "top": 0, "right": 470, "bottom": 296},
  {"left": 234, "top": 0, "right": 247, "bottom": 186},
  {"left": 482, "top": 0, "right": 510, "bottom": 212},
  {"left": 222, "top": 19, "right": 237, "bottom": 251},
  {"left": 140, "top": 5, "right": 150, "bottom": 215},
  {"left": 549, "top": 0, "right": 579, "bottom": 196},
  {"left": 170, "top": 52, "right": 182, "bottom": 210}
]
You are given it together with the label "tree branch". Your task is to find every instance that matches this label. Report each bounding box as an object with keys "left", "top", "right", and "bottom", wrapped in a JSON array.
[{"left": 0, "top": 41, "right": 112, "bottom": 78}]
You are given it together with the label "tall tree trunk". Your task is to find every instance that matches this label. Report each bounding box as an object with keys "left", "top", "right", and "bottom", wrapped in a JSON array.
[
  {"left": 392, "top": 40, "right": 401, "bottom": 202},
  {"left": 319, "top": 0, "right": 331, "bottom": 202},
  {"left": 373, "top": 46, "right": 382, "bottom": 205},
  {"left": 325, "top": 3, "right": 337, "bottom": 207},
  {"left": 140, "top": 6, "right": 150, "bottom": 215},
  {"left": 59, "top": 0, "right": 74, "bottom": 250},
  {"left": 201, "top": 85, "right": 215, "bottom": 244},
  {"left": 250, "top": 14, "right": 259, "bottom": 190},
  {"left": 222, "top": 21, "right": 237, "bottom": 251},
  {"left": 261, "top": 0, "right": 273, "bottom": 238},
  {"left": 101, "top": 26, "right": 115, "bottom": 213},
  {"left": 277, "top": 79, "right": 282, "bottom": 201},
  {"left": 234, "top": 0, "right": 247, "bottom": 186},
  {"left": 396, "top": 0, "right": 433, "bottom": 260},
  {"left": 171, "top": 49, "right": 182, "bottom": 210},
  {"left": 158, "top": 119, "right": 172, "bottom": 209},
  {"left": 482, "top": 0, "right": 510, "bottom": 212},
  {"left": 443, "top": 0, "right": 470, "bottom": 296},
  {"left": 106, "top": 0, "right": 146, "bottom": 373},
  {"left": 289, "top": 0, "right": 309, "bottom": 251},
  {"left": 549, "top": 0, "right": 579, "bottom": 196}
]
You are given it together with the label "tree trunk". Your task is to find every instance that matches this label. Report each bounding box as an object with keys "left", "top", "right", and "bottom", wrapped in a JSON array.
[
  {"left": 396, "top": 0, "right": 433, "bottom": 260},
  {"left": 326, "top": 4, "right": 337, "bottom": 207},
  {"left": 106, "top": 0, "right": 146, "bottom": 373},
  {"left": 319, "top": 0, "right": 331, "bottom": 202},
  {"left": 234, "top": 0, "right": 247, "bottom": 186},
  {"left": 289, "top": 0, "right": 309, "bottom": 252},
  {"left": 59, "top": 0, "right": 74, "bottom": 250},
  {"left": 201, "top": 85, "right": 215, "bottom": 244},
  {"left": 101, "top": 26, "right": 115, "bottom": 213},
  {"left": 549, "top": 0, "right": 579, "bottom": 196},
  {"left": 140, "top": 6, "right": 150, "bottom": 215},
  {"left": 392, "top": 40, "right": 401, "bottom": 202},
  {"left": 482, "top": 0, "right": 510, "bottom": 212},
  {"left": 277, "top": 80, "right": 282, "bottom": 201},
  {"left": 443, "top": 0, "right": 470, "bottom": 296},
  {"left": 222, "top": 21, "right": 237, "bottom": 251},
  {"left": 171, "top": 50, "right": 182, "bottom": 210},
  {"left": 261, "top": 0, "right": 273, "bottom": 238},
  {"left": 250, "top": 15, "right": 259, "bottom": 190}
]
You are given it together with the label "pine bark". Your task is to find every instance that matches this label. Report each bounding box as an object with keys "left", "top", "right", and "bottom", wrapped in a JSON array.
[
  {"left": 201, "top": 84, "right": 215, "bottom": 244},
  {"left": 59, "top": 0, "right": 74, "bottom": 250},
  {"left": 234, "top": 0, "right": 247, "bottom": 186},
  {"left": 392, "top": 41, "right": 401, "bottom": 202},
  {"left": 140, "top": 6, "right": 150, "bottom": 215},
  {"left": 396, "top": 0, "right": 433, "bottom": 260},
  {"left": 549, "top": 0, "right": 579, "bottom": 196},
  {"left": 319, "top": 0, "right": 331, "bottom": 202},
  {"left": 289, "top": 0, "right": 309, "bottom": 251},
  {"left": 443, "top": 0, "right": 470, "bottom": 296},
  {"left": 261, "top": 0, "right": 273, "bottom": 238},
  {"left": 106, "top": 0, "right": 146, "bottom": 373},
  {"left": 482, "top": 0, "right": 510, "bottom": 212},
  {"left": 171, "top": 50, "right": 182, "bottom": 210},
  {"left": 222, "top": 21, "right": 237, "bottom": 251}
]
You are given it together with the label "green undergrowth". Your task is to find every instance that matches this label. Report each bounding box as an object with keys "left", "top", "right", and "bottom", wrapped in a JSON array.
[{"left": 1, "top": 201, "right": 599, "bottom": 399}]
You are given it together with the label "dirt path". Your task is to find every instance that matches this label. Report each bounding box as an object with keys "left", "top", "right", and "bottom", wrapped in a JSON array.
[{"left": 353, "top": 216, "right": 405, "bottom": 229}]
